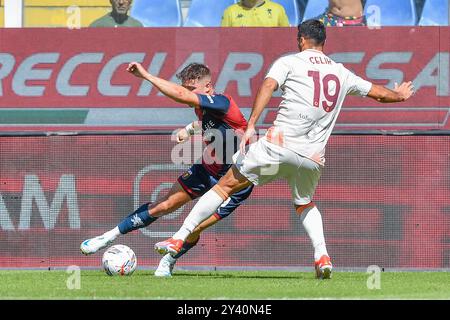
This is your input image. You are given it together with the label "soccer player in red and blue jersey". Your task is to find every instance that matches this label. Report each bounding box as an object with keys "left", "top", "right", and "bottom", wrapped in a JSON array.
[{"left": 80, "top": 62, "right": 253, "bottom": 277}]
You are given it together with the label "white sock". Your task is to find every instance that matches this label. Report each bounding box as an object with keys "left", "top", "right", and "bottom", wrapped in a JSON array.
[
  {"left": 172, "top": 188, "right": 225, "bottom": 241},
  {"left": 300, "top": 206, "right": 328, "bottom": 261},
  {"left": 165, "top": 254, "right": 177, "bottom": 263},
  {"left": 103, "top": 226, "right": 121, "bottom": 241}
]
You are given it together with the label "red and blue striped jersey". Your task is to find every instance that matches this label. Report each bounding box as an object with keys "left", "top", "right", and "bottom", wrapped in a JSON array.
[{"left": 194, "top": 93, "right": 247, "bottom": 178}]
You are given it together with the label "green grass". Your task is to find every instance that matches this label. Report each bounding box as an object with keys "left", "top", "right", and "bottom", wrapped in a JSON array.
[{"left": 1, "top": 270, "right": 450, "bottom": 300}]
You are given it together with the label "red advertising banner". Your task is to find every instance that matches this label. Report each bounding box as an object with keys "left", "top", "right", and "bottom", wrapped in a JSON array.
[
  {"left": 0, "top": 134, "right": 449, "bottom": 270},
  {"left": 0, "top": 27, "right": 449, "bottom": 131}
]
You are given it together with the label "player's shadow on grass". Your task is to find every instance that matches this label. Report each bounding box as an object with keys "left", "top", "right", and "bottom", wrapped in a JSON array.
[{"left": 81, "top": 271, "right": 314, "bottom": 280}]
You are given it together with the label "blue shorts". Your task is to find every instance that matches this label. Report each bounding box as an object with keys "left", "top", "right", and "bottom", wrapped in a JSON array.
[{"left": 177, "top": 164, "right": 254, "bottom": 219}]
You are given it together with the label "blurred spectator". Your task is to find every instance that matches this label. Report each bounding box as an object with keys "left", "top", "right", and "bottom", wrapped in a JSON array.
[
  {"left": 90, "top": 0, "right": 143, "bottom": 27},
  {"left": 316, "top": 0, "right": 366, "bottom": 26},
  {"left": 221, "top": 0, "right": 290, "bottom": 27}
]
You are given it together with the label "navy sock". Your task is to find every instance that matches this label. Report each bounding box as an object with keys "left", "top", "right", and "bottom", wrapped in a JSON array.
[
  {"left": 118, "top": 202, "right": 157, "bottom": 234},
  {"left": 173, "top": 237, "right": 199, "bottom": 259}
]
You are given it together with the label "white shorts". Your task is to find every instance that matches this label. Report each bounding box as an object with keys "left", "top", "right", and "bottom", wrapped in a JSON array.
[{"left": 232, "top": 137, "right": 322, "bottom": 205}]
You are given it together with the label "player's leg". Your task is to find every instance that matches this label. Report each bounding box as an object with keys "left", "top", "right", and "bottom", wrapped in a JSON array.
[
  {"left": 297, "top": 203, "right": 332, "bottom": 279},
  {"left": 182, "top": 183, "right": 254, "bottom": 249},
  {"left": 289, "top": 155, "right": 332, "bottom": 279},
  {"left": 154, "top": 214, "right": 219, "bottom": 277},
  {"left": 155, "top": 138, "right": 282, "bottom": 255},
  {"left": 117, "top": 181, "right": 192, "bottom": 232},
  {"left": 152, "top": 164, "right": 215, "bottom": 276},
  {"left": 154, "top": 165, "right": 252, "bottom": 255},
  {"left": 177, "top": 214, "right": 220, "bottom": 258},
  {"left": 155, "top": 183, "right": 254, "bottom": 276},
  {"left": 80, "top": 179, "right": 193, "bottom": 255}
]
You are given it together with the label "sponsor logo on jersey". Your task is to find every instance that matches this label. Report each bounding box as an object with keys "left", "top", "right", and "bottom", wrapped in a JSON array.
[
  {"left": 206, "top": 95, "right": 214, "bottom": 104},
  {"left": 181, "top": 170, "right": 192, "bottom": 180}
]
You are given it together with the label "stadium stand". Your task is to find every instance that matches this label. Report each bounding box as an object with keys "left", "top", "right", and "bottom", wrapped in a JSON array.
[
  {"left": 3, "top": 1, "right": 446, "bottom": 28},
  {"left": 418, "top": 0, "right": 449, "bottom": 25},
  {"left": 364, "top": 0, "right": 417, "bottom": 26},
  {"left": 272, "top": 0, "right": 301, "bottom": 26},
  {"left": 130, "top": 0, "right": 183, "bottom": 27},
  {"left": 302, "top": 0, "right": 328, "bottom": 21},
  {"left": 183, "top": 0, "right": 236, "bottom": 27},
  {"left": 21, "top": 0, "right": 111, "bottom": 27}
]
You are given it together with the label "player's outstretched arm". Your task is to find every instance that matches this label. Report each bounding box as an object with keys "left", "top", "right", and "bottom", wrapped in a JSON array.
[
  {"left": 127, "top": 62, "right": 200, "bottom": 107},
  {"left": 367, "top": 81, "right": 415, "bottom": 103}
]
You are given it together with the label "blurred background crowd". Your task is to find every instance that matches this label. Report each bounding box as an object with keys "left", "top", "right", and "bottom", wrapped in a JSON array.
[{"left": 0, "top": 0, "right": 447, "bottom": 28}]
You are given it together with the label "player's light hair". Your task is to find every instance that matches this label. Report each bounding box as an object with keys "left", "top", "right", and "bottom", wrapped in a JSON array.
[{"left": 176, "top": 63, "right": 211, "bottom": 84}]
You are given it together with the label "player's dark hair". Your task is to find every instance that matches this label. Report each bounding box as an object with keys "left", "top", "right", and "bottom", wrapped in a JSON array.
[
  {"left": 176, "top": 63, "right": 211, "bottom": 83},
  {"left": 297, "top": 19, "right": 326, "bottom": 46}
]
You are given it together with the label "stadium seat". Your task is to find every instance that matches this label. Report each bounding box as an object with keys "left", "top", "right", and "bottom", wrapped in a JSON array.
[
  {"left": 271, "top": 0, "right": 301, "bottom": 26},
  {"left": 302, "top": 0, "right": 328, "bottom": 21},
  {"left": 184, "top": 0, "right": 236, "bottom": 27},
  {"left": 364, "top": 0, "right": 417, "bottom": 26},
  {"left": 130, "top": 0, "right": 182, "bottom": 27},
  {"left": 418, "top": 0, "right": 449, "bottom": 26}
]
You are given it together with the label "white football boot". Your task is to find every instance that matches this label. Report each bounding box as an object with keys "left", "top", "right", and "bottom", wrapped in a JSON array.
[
  {"left": 154, "top": 254, "right": 177, "bottom": 277},
  {"left": 80, "top": 235, "right": 114, "bottom": 255}
]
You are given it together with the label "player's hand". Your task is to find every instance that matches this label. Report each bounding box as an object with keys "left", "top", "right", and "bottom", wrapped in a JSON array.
[
  {"left": 394, "top": 81, "right": 415, "bottom": 101},
  {"left": 127, "top": 62, "right": 147, "bottom": 79},
  {"left": 176, "top": 128, "right": 190, "bottom": 143},
  {"left": 239, "top": 126, "right": 256, "bottom": 155}
]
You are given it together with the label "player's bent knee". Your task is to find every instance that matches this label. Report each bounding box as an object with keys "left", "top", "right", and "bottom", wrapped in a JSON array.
[{"left": 295, "top": 202, "right": 315, "bottom": 215}]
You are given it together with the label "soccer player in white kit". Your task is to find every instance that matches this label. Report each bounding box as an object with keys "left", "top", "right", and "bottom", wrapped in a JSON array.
[{"left": 154, "top": 19, "right": 415, "bottom": 279}]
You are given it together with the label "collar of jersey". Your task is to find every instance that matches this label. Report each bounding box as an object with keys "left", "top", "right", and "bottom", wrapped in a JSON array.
[
  {"left": 304, "top": 49, "right": 324, "bottom": 54},
  {"left": 241, "top": 1, "right": 266, "bottom": 9}
]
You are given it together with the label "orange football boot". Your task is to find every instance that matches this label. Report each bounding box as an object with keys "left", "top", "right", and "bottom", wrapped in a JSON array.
[
  {"left": 154, "top": 238, "right": 183, "bottom": 256},
  {"left": 315, "top": 255, "right": 333, "bottom": 279}
]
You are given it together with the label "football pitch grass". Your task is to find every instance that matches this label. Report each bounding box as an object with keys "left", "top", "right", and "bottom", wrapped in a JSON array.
[{"left": 1, "top": 270, "right": 450, "bottom": 300}]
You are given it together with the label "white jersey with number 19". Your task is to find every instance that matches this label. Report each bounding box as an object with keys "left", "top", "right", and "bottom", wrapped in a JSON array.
[{"left": 265, "top": 49, "right": 372, "bottom": 165}]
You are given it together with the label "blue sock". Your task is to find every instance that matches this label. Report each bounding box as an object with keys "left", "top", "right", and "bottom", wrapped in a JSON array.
[
  {"left": 118, "top": 202, "right": 157, "bottom": 234},
  {"left": 173, "top": 237, "right": 199, "bottom": 259}
]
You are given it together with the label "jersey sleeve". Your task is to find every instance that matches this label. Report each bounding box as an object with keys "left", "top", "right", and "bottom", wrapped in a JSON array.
[
  {"left": 265, "top": 56, "right": 291, "bottom": 89},
  {"left": 197, "top": 94, "right": 230, "bottom": 114},
  {"left": 345, "top": 69, "right": 373, "bottom": 97}
]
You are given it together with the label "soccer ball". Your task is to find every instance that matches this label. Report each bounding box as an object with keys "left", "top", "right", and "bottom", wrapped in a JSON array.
[{"left": 102, "top": 244, "right": 137, "bottom": 276}]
